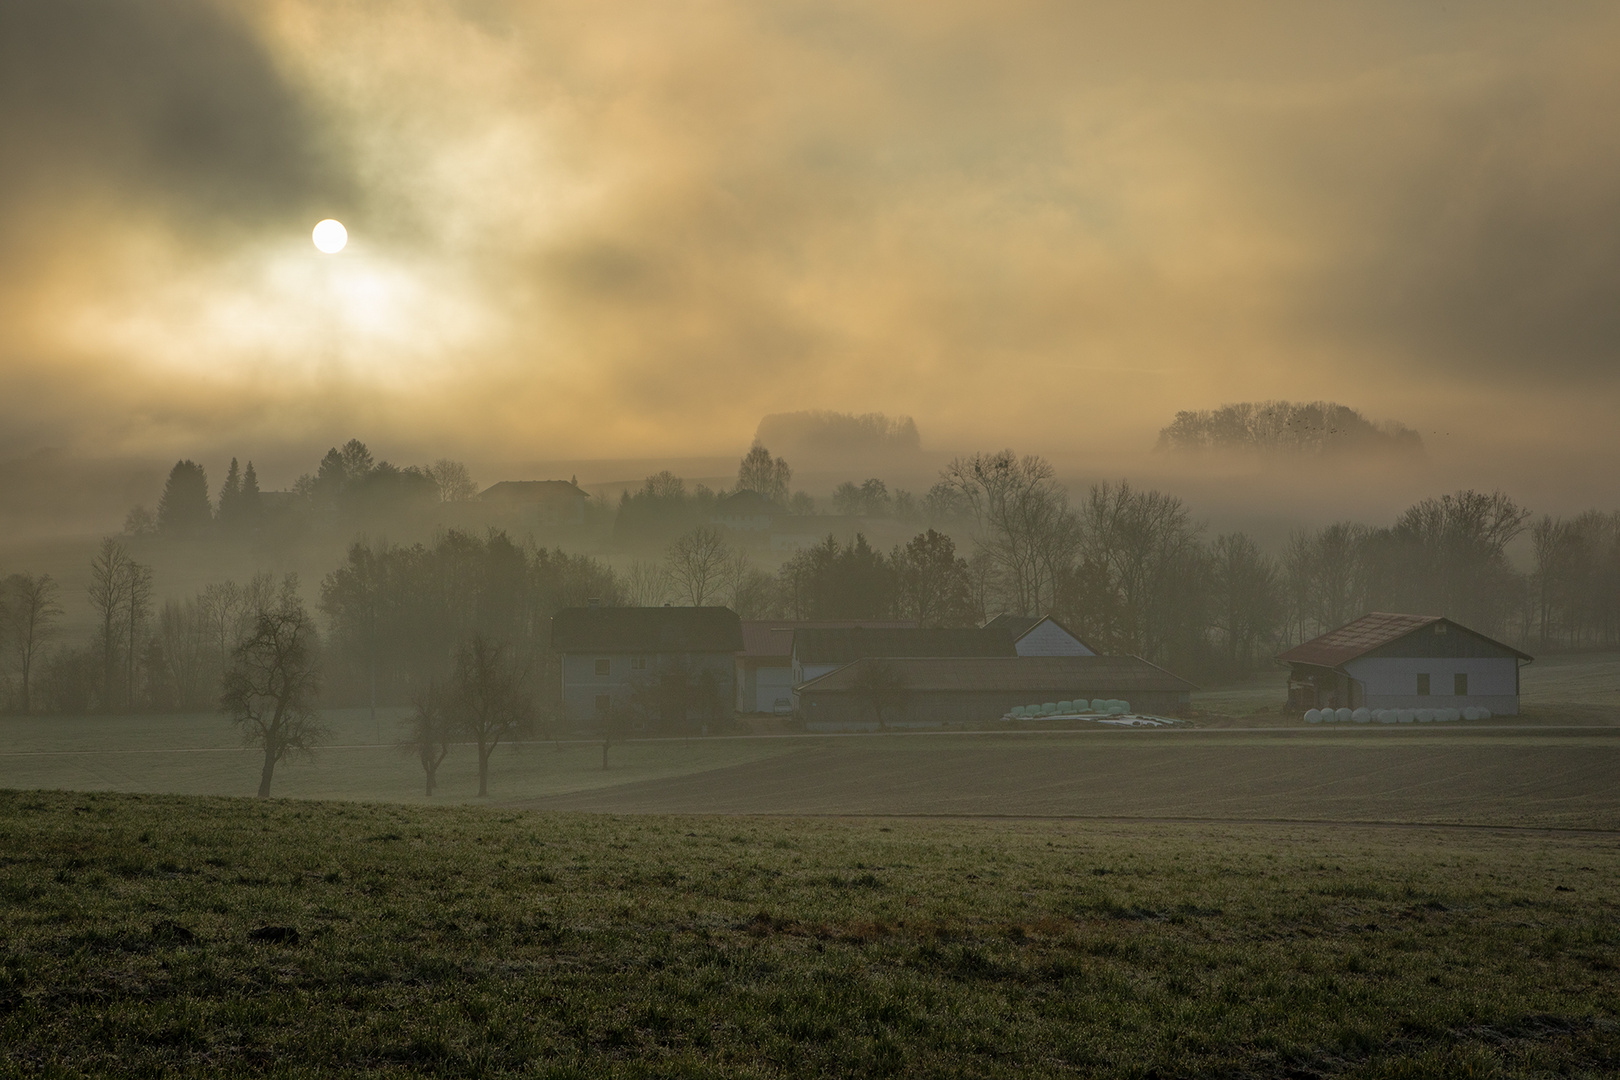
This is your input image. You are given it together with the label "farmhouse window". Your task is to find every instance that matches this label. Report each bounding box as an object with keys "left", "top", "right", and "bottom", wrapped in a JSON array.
[
  {"left": 594, "top": 658, "right": 611, "bottom": 677},
  {"left": 1416, "top": 673, "right": 1430, "bottom": 696},
  {"left": 631, "top": 657, "right": 647, "bottom": 670},
  {"left": 1454, "top": 673, "right": 1468, "bottom": 696}
]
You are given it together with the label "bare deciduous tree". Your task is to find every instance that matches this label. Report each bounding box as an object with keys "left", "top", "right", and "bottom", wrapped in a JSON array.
[
  {"left": 450, "top": 633, "right": 531, "bottom": 797},
  {"left": 665, "top": 526, "right": 736, "bottom": 606},
  {"left": 622, "top": 560, "right": 672, "bottom": 606},
  {"left": 3, "top": 573, "right": 62, "bottom": 714},
  {"left": 87, "top": 538, "right": 134, "bottom": 712},
  {"left": 940, "top": 451, "right": 1077, "bottom": 615},
  {"left": 221, "top": 580, "right": 324, "bottom": 798},
  {"left": 400, "top": 682, "right": 453, "bottom": 795},
  {"left": 428, "top": 459, "right": 478, "bottom": 502}
]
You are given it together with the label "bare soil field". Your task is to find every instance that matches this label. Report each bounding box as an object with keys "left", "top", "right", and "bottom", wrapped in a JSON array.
[{"left": 517, "top": 730, "right": 1620, "bottom": 829}]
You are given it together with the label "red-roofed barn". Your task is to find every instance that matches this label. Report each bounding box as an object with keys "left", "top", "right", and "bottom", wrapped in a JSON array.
[{"left": 1277, "top": 613, "right": 1532, "bottom": 714}]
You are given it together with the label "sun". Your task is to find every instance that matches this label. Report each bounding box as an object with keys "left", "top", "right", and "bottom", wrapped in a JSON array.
[{"left": 312, "top": 219, "right": 348, "bottom": 254}]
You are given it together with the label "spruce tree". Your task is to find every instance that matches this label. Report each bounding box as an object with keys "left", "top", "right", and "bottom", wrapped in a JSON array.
[
  {"left": 217, "top": 458, "right": 243, "bottom": 528},
  {"left": 156, "top": 461, "right": 213, "bottom": 536}
]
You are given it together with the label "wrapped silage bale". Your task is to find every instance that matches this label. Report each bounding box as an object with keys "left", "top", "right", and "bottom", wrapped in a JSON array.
[
  {"left": 1110, "top": 700, "right": 1130, "bottom": 715},
  {"left": 1091, "top": 699, "right": 1108, "bottom": 713},
  {"left": 1359, "top": 710, "right": 1376, "bottom": 723},
  {"left": 1478, "top": 708, "right": 1492, "bottom": 720},
  {"left": 1305, "top": 709, "right": 1322, "bottom": 723},
  {"left": 1335, "top": 707, "right": 1352, "bottom": 723},
  {"left": 1352, "top": 708, "right": 1371, "bottom": 723},
  {"left": 1442, "top": 708, "right": 1460, "bottom": 722},
  {"left": 1462, "top": 706, "right": 1481, "bottom": 721},
  {"left": 1058, "top": 700, "right": 1074, "bottom": 713},
  {"left": 1416, "top": 709, "right": 1433, "bottom": 723},
  {"left": 1041, "top": 702, "right": 1058, "bottom": 715},
  {"left": 1377, "top": 710, "right": 1396, "bottom": 723}
]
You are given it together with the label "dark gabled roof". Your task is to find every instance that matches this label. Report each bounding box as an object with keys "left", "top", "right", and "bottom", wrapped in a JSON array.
[
  {"left": 982, "top": 613, "right": 1041, "bottom": 638},
  {"left": 481, "top": 480, "right": 587, "bottom": 502},
  {"left": 793, "top": 627, "right": 1016, "bottom": 665},
  {"left": 797, "top": 655, "right": 1196, "bottom": 694},
  {"left": 984, "top": 613, "right": 1100, "bottom": 655},
  {"left": 740, "top": 620, "right": 917, "bottom": 658},
  {"left": 1276, "top": 612, "right": 1532, "bottom": 668},
  {"left": 552, "top": 607, "right": 743, "bottom": 653}
]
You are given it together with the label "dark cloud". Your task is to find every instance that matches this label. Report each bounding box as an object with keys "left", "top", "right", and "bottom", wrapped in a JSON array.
[{"left": 0, "top": 0, "right": 349, "bottom": 232}]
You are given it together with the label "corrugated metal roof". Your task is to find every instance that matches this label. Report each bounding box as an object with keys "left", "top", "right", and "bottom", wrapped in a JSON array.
[
  {"left": 740, "top": 620, "right": 916, "bottom": 658},
  {"left": 1275, "top": 612, "right": 1445, "bottom": 668},
  {"left": 551, "top": 607, "right": 743, "bottom": 653},
  {"left": 797, "top": 655, "right": 1196, "bottom": 694},
  {"left": 793, "top": 627, "right": 1016, "bottom": 665}
]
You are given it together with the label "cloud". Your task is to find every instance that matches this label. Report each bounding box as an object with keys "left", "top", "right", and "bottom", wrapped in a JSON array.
[{"left": 0, "top": 0, "right": 1618, "bottom": 491}]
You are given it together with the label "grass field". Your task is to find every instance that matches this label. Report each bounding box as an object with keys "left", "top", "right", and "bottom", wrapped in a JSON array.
[{"left": 1, "top": 789, "right": 1616, "bottom": 1077}]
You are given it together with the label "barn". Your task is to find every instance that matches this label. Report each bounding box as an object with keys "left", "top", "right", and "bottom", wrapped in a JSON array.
[
  {"left": 795, "top": 655, "right": 1196, "bottom": 730},
  {"left": 1277, "top": 612, "right": 1532, "bottom": 715}
]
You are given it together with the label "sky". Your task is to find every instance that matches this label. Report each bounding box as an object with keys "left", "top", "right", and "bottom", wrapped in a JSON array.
[{"left": 2, "top": 0, "right": 1618, "bottom": 498}]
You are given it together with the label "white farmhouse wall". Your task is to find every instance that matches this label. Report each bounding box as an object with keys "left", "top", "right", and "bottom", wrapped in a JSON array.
[
  {"left": 1014, "top": 620, "right": 1095, "bottom": 657},
  {"left": 1342, "top": 656, "right": 1520, "bottom": 714}
]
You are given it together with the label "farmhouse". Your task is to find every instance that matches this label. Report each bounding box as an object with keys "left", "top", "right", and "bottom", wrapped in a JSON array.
[
  {"left": 1277, "top": 612, "right": 1532, "bottom": 715},
  {"left": 796, "top": 655, "right": 1196, "bottom": 729},
  {"left": 551, "top": 605, "right": 744, "bottom": 726},
  {"left": 735, "top": 620, "right": 916, "bottom": 714},
  {"left": 480, "top": 479, "right": 588, "bottom": 527}
]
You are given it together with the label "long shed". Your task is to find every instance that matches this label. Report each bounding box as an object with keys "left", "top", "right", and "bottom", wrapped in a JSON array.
[{"left": 795, "top": 655, "right": 1196, "bottom": 729}]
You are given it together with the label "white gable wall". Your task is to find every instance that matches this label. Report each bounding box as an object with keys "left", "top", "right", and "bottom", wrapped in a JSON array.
[
  {"left": 1342, "top": 655, "right": 1520, "bottom": 714},
  {"left": 1014, "top": 619, "right": 1095, "bottom": 657}
]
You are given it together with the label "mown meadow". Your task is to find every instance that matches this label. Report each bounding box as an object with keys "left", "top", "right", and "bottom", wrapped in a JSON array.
[{"left": 1, "top": 790, "right": 1616, "bottom": 1077}]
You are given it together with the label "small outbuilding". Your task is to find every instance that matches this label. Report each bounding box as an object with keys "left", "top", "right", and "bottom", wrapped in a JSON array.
[
  {"left": 982, "top": 613, "right": 1098, "bottom": 656},
  {"left": 1277, "top": 612, "right": 1532, "bottom": 715}
]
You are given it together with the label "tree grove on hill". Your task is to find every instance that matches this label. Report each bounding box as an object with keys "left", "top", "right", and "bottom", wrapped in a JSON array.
[{"left": 736, "top": 441, "right": 792, "bottom": 504}]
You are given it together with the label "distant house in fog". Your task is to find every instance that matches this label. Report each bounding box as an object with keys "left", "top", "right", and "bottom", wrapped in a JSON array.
[
  {"left": 982, "top": 614, "right": 1098, "bottom": 657},
  {"left": 1277, "top": 612, "right": 1532, "bottom": 714},
  {"left": 480, "top": 480, "right": 588, "bottom": 527}
]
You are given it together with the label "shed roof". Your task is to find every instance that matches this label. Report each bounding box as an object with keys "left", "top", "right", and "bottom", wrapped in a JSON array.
[
  {"left": 740, "top": 620, "right": 917, "bottom": 658},
  {"left": 797, "top": 655, "right": 1196, "bottom": 695},
  {"left": 793, "top": 627, "right": 1016, "bottom": 665},
  {"left": 552, "top": 606, "right": 743, "bottom": 653},
  {"left": 1276, "top": 612, "right": 1531, "bottom": 668},
  {"left": 983, "top": 613, "right": 1099, "bottom": 655}
]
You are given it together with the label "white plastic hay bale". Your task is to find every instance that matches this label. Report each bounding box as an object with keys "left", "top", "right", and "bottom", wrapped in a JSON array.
[
  {"left": 1462, "top": 706, "right": 1481, "bottom": 721},
  {"left": 1442, "top": 708, "right": 1460, "bottom": 722},
  {"left": 1359, "top": 710, "right": 1376, "bottom": 723},
  {"left": 1352, "top": 708, "right": 1371, "bottom": 723},
  {"left": 1058, "top": 700, "right": 1074, "bottom": 713},
  {"left": 1305, "top": 709, "right": 1322, "bottom": 724},
  {"left": 1335, "top": 707, "right": 1352, "bottom": 723},
  {"left": 1041, "top": 702, "right": 1058, "bottom": 715},
  {"left": 1414, "top": 708, "right": 1432, "bottom": 723},
  {"left": 1478, "top": 708, "right": 1491, "bottom": 720},
  {"left": 1091, "top": 699, "right": 1109, "bottom": 713},
  {"left": 1378, "top": 710, "right": 1397, "bottom": 723},
  {"left": 1115, "top": 700, "right": 1131, "bottom": 715}
]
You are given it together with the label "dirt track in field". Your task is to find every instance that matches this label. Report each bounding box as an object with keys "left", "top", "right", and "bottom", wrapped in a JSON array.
[{"left": 512, "top": 732, "right": 1620, "bottom": 829}]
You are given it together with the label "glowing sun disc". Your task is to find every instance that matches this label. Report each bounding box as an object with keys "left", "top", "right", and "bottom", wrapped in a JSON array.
[{"left": 312, "top": 219, "right": 348, "bottom": 253}]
